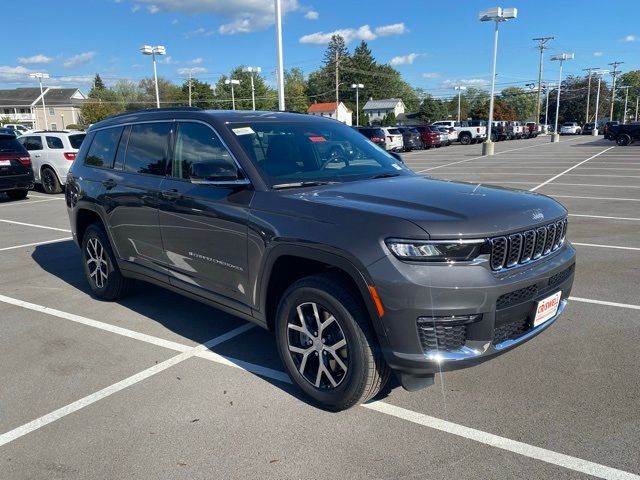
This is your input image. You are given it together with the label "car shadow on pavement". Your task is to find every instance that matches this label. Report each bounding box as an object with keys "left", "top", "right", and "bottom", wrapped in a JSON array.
[{"left": 31, "top": 240, "right": 398, "bottom": 408}]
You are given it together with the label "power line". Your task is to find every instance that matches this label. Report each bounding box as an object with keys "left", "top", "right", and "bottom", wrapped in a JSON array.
[
  {"left": 532, "top": 36, "right": 554, "bottom": 122},
  {"left": 608, "top": 61, "right": 624, "bottom": 120}
]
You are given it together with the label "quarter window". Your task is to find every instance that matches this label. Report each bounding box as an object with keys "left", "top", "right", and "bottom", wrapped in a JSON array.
[
  {"left": 21, "top": 136, "right": 43, "bottom": 151},
  {"left": 171, "top": 122, "right": 235, "bottom": 180},
  {"left": 85, "top": 127, "right": 123, "bottom": 168},
  {"left": 46, "top": 136, "right": 64, "bottom": 149},
  {"left": 123, "top": 122, "right": 172, "bottom": 176}
]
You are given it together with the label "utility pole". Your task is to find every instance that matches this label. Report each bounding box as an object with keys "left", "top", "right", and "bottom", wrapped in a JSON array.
[
  {"left": 533, "top": 36, "right": 554, "bottom": 124},
  {"left": 582, "top": 67, "right": 598, "bottom": 123},
  {"left": 621, "top": 86, "right": 630, "bottom": 123},
  {"left": 188, "top": 70, "right": 192, "bottom": 107},
  {"left": 335, "top": 49, "right": 339, "bottom": 119},
  {"left": 274, "top": 0, "right": 285, "bottom": 111},
  {"left": 636, "top": 96, "right": 639, "bottom": 122},
  {"left": 608, "top": 61, "right": 623, "bottom": 121}
]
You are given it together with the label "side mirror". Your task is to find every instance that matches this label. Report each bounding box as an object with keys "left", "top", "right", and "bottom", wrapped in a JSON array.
[{"left": 189, "top": 160, "right": 249, "bottom": 186}]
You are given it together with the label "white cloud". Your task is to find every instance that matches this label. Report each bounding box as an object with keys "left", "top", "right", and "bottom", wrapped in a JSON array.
[
  {"left": 421, "top": 72, "right": 440, "bottom": 79},
  {"left": 177, "top": 67, "right": 207, "bottom": 75},
  {"left": 63, "top": 51, "right": 96, "bottom": 68},
  {"left": 128, "top": 0, "right": 299, "bottom": 34},
  {"left": 131, "top": 4, "right": 140, "bottom": 12},
  {"left": 185, "top": 27, "right": 215, "bottom": 38},
  {"left": 53, "top": 75, "right": 94, "bottom": 85},
  {"left": 189, "top": 57, "right": 204, "bottom": 65},
  {"left": 304, "top": 10, "right": 319, "bottom": 20},
  {"left": 441, "top": 78, "right": 490, "bottom": 89},
  {"left": 0, "top": 65, "right": 35, "bottom": 82},
  {"left": 17, "top": 54, "right": 54, "bottom": 65},
  {"left": 147, "top": 4, "right": 160, "bottom": 13},
  {"left": 374, "top": 23, "right": 408, "bottom": 36},
  {"left": 300, "top": 23, "right": 407, "bottom": 45},
  {"left": 158, "top": 55, "right": 175, "bottom": 64},
  {"left": 593, "top": 51, "right": 603, "bottom": 57},
  {"left": 622, "top": 34, "right": 638, "bottom": 42},
  {"left": 390, "top": 53, "right": 420, "bottom": 66}
]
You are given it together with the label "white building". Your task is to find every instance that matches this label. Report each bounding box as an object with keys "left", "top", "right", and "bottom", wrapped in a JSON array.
[
  {"left": 362, "top": 98, "right": 406, "bottom": 124},
  {"left": 307, "top": 101, "right": 353, "bottom": 126},
  {"left": 0, "top": 87, "right": 86, "bottom": 130}
]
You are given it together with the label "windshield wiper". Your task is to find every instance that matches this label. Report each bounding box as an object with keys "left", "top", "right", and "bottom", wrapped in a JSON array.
[
  {"left": 369, "top": 172, "right": 401, "bottom": 179},
  {"left": 271, "top": 180, "right": 336, "bottom": 190}
]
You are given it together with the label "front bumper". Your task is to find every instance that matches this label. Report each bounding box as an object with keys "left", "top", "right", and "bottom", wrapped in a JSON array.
[{"left": 367, "top": 242, "right": 576, "bottom": 376}]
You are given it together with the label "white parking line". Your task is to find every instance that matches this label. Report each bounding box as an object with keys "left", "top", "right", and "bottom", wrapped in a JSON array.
[
  {"left": 569, "top": 214, "right": 640, "bottom": 222},
  {"left": 573, "top": 242, "right": 640, "bottom": 252},
  {"left": 570, "top": 297, "right": 640, "bottom": 311},
  {"left": 0, "top": 219, "right": 71, "bottom": 233},
  {"left": 552, "top": 195, "right": 640, "bottom": 202},
  {"left": 26, "top": 194, "right": 65, "bottom": 200},
  {"left": 0, "top": 199, "right": 61, "bottom": 208},
  {"left": 529, "top": 146, "right": 616, "bottom": 192},
  {"left": 363, "top": 402, "right": 640, "bottom": 480},
  {"left": 521, "top": 182, "right": 640, "bottom": 189},
  {"left": 0, "top": 322, "right": 254, "bottom": 449},
  {"left": 0, "top": 237, "right": 72, "bottom": 252}
]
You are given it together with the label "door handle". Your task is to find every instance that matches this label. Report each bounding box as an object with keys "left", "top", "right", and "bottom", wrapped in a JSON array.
[
  {"left": 34, "top": 154, "right": 41, "bottom": 158},
  {"left": 102, "top": 179, "right": 117, "bottom": 190},
  {"left": 161, "top": 188, "right": 181, "bottom": 199}
]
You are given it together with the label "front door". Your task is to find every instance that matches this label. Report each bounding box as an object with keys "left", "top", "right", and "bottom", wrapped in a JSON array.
[{"left": 158, "top": 121, "right": 253, "bottom": 312}]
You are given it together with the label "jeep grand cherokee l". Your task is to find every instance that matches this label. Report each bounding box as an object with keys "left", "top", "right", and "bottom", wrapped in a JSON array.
[{"left": 65, "top": 108, "right": 576, "bottom": 411}]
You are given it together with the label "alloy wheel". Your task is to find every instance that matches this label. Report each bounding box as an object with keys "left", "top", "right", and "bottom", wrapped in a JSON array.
[
  {"left": 287, "top": 302, "right": 348, "bottom": 389},
  {"left": 42, "top": 170, "right": 55, "bottom": 193},
  {"left": 86, "top": 237, "right": 108, "bottom": 288}
]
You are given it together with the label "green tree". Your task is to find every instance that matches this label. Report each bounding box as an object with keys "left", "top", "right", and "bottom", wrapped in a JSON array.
[
  {"left": 180, "top": 78, "right": 215, "bottom": 108},
  {"left": 417, "top": 95, "right": 446, "bottom": 122},
  {"left": 80, "top": 100, "right": 120, "bottom": 124},
  {"left": 617, "top": 70, "right": 640, "bottom": 122},
  {"left": 382, "top": 112, "right": 396, "bottom": 125},
  {"left": 546, "top": 75, "right": 611, "bottom": 125},
  {"left": 213, "top": 66, "right": 277, "bottom": 110},
  {"left": 284, "top": 68, "right": 309, "bottom": 112},
  {"left": 462, "top": 88, "right": 490, "bottom": 119},
  {"left": 500, "top": 86, "right": 537, "bottom": 120},
  {"left": 306, "top": 35, "right": 352, "bottom": 104},
  {"left": 139, "top": 77, "right": 182, "bottom": 107},
  {"left": 88, "top": 74, "right": 106, "bottom": 98}
]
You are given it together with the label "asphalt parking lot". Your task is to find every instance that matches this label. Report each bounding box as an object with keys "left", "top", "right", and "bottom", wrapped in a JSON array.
[{"left": 1, "top": 134, "right": 639, "bottom": 479}]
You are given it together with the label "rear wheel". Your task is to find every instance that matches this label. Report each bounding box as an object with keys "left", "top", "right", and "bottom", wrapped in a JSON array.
[
  {"left": 459, "top": 133, "right": 471, "bottom": 145},
  {"left": 616, "top": 133, "right": 632, "bottom": 146},
  {"left": 81, "top": 223, "right": 133, "bottom": 300},
  {"left": 6, "top": 189, "right": 28, "bottom": 200},
  {"left": 41, "top": 167, "right": 62, "bottom": 194},
  {"left": 275, "top": 273, "right": 389, "bottom": 411}
]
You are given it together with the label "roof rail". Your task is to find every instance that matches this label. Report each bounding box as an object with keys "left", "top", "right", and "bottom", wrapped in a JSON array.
[{"left": 103, "top": 106, "right": 203, "bottom": 122}]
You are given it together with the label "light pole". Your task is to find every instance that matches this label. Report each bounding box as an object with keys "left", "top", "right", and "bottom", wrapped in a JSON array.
[
  {"left": 636, "top": 96, "right": 639, "bottom": 122},
  {"left": 533, "top": 37, "right": 553, "bottom": 123},
  {"left": 242, "top": 66, "right": 262, "bottom": 111},
  {"left": 29, "top": 72, "right": 50, "bottom": 130},
  {"left": 140, "top": 45, "right": 166, "bottom": 108},
  {"left": 592, "top": 69, "right": 609, "bottom": 136},
  {"left": 350, "top": 83, "right": 364, "bottom": 126},
  {"left": 621, "top": 86, "right": 630, "bottom": 123},
  {"left": 608, "top": 61, "right": 623, "bottom": 121},
  {"left": 225, "top": 79, "right": 240, "bottom": 110},
  {"left": 274, "top": 0, "right": 285, "bottom": 111},
  {"left": 582, "top": 67, "right": 599, "bottom": 124},
  {"left": 479, "top": 7, "right": 518, "bottom": 156},
  {"left": 543, "top": 83, "right": 555, "bottom": 134},
  {"left": 454, "top": 85, "right": 466, "bottom": 122},
  {"left": 550, "top": 52, "right": 574, "bottom": 142}
]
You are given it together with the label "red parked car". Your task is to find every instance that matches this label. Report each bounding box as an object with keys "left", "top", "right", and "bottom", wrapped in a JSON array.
[{"left": 414, "top": 125, "right": 443, "bottom": 149}]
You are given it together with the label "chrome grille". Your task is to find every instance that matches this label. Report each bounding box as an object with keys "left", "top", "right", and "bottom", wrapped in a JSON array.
[{"left": 490, "top": 219, "right": 568, "bottom": 271}]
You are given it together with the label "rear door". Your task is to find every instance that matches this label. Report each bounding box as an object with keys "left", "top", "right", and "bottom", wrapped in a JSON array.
[
  {"left": 19, "top": 135, "right": 44, "bottom": 182},
  {"left": 158, "top": 120, "right": 253, "bottom": 312}
]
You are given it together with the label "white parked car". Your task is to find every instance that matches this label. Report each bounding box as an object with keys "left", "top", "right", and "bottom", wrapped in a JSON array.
[
  {"left": 2, "top": 123, "right": 32, "bottom": 135},
  {"left": 18, "top": 131, "right": 86, "bottom": 194},
  {"left": 380, "top": 127, "right": 404, "bottom": 152},
  {"left": 560, "top": 122, "right": 582, "bottom": 135}
]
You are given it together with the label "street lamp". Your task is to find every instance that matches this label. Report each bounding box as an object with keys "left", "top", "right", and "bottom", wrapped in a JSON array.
[
  {"left": 582, "top": 67, "right": 599, "bottom": 124},
  {"left": 351, "top": 83, "right": 364, "bottom": 126},
  {"left": 274, "top": 0, "right": 285, "bottom": 111},
  {"left": 592, "top": 69, "right": 609, "bottom": 136},
  {"left": 29, "top": 72, "right": 50, "bottom": 130},
  {"left": 550, "top": 52, "right": 574, "bottom": 142},
  {"left": 479, "top": 6, "right": 518, "bottom": 156},
  {"left": 454, "top": 85, "right": 467, "bottom": 122},
  {"left": 621, "top": 86, "right": 631, "bottom": 123},
  {"left": 242, "top": 66, "right": 262, "bottom": 111},
  {"left": 543, "top": 83, "right": 556, "bottom": 134},
  {"left": 225, "top": 79, "right": 240, "bottom": 110},
  {"left": 140, "top": 45, "right": 166, "bottom": 108}
]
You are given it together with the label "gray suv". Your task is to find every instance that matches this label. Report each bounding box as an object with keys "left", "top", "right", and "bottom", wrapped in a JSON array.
[{"left": 65, "top": 108, "right": 576, "bottom": 411}]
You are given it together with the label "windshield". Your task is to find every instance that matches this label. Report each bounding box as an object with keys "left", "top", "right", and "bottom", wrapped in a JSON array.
[{"left": 228, "top": 121, "right": 413, "bottom": 187}]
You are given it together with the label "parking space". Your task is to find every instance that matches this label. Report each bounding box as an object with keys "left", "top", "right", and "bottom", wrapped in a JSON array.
[{"left": 1, "top": 135, "right": 639, "bottom": 479}]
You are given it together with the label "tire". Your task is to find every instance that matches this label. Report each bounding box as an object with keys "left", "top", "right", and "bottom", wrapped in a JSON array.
[
  {"left": 490, "top": 133, "right": 496, "bottom": 142},
  {"left": 6, "top": 189, "right": 28, "bottom": 200},
  {"left": 275, "top": 273, "right": 390, "bottom": 411},
  {"left": 81, "top": 223, "right": 133, "bottom": 300},
  {"left": 616, "top": 133, "right": 632, "bottom": 146},
  {"left": 41, "top": 167, "right": 62, "bottom": 194},
  {"left": 459, "top": 133, "right": 471, "bottom": 145}
]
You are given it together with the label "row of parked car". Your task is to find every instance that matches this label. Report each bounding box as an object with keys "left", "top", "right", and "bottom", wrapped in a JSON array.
[{"left": 0, "top": 129, "right": 86, "bottom": 199}]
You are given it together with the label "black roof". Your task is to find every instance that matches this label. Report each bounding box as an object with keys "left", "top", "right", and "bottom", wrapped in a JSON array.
[{"left": 0, "top": 87, "right": 84, "bottom": 107}]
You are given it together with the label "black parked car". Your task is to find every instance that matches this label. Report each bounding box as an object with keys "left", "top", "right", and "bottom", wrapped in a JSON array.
[
  {"left": 66, "top": 108, "right": 576, "bottom": 411},
  {"left": 582, "top": 123, "right": 596, "bottom": 135},
  {"left": 0, "top": 133, "right": 33, "bottom": 200},
  {"left": 607, "top": 122, "right": 640, "bottom": 146},
  {"left": 603, "top": 121, "right": 620, "bottom": 140},
  {"left": 353, "top": 126, "right": 386, "bottom": 150},
  {"left": 395, "top": 127, "right": 422, "bottom": 151}
]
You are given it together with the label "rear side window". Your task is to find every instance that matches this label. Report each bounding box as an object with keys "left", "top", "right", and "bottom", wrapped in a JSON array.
[
  {"left": 68, "top": 134, "right": 86, "bottom": 149},
  {"left": 388, "top": 129, "right": 401, "bottom": 134},
  {"left": 21, "top": 136, "right": 43, "bottom": 151},
  {"left": 124, "top": 122, "right": 172, "bottom": 176},
  {"left": 85, "top": 127, "right": 124, "bottom": 168},
  {"left": 46, "top": 136, "right": 64, "bottom": 149},
  {"left": 171, "top": 122, "right": 234, "bottom": 180},
  {"left": 0, "top": 137, "right": 27, "bottom": 153}
]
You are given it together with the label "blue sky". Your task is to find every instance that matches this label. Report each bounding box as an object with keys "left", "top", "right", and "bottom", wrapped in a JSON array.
[{"left": 2, "top": 0, "right": 639, "bottom": 99}]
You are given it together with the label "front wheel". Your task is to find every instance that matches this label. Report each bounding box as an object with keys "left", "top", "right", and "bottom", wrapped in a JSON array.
[
  {"left": 459, "top": 133, "right": 471, "bottom": 145},
  {"left": 616, "top": 133, "right": 632, "bottom": 146},
  {"left": 275, "top": 273, "right": 389, "bottom": 411}
]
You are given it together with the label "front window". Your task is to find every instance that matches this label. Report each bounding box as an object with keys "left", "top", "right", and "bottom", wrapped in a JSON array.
[{"left": 228, "top": 120, "right": 412, "bottom": 187}]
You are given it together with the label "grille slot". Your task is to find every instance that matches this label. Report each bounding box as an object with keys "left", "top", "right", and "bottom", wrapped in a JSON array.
[
  {"left": 496, "top": 284, "right": 538, "bottom": 309},
  {"left": 490, "top": 218, "right": 567, "bottom": 271},
  {"left": 417, "top": 323, "right": 467, "bottom": 353},
  {"left": 548, "top": 264, "right": 575, "bottom": 288},
  {"left": 494, "top": 319, "right": 529, "bottom": 344}
]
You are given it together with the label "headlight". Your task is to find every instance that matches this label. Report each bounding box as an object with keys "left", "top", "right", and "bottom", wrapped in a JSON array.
[{"left": 386, "top": 239, "right": 485, "bottom": 262}]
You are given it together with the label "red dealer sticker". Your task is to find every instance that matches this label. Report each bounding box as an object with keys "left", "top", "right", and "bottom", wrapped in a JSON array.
[
  {"left": 308, "top": 136, "right": 327, "bottom": 142},
  {"left": 533, "top": 291, "right": 562, "bottom": 327}
]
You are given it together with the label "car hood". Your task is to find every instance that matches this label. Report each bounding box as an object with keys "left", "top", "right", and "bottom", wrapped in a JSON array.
[{"left": 284, "top": 176, "right": 567, "bottom": 238}]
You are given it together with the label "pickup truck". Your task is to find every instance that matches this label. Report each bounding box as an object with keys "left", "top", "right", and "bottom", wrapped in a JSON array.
[
  {"left": 506, "top": 121, "right": 525, "bottom": 140},
  {"left": 525, "top": 122, "right": 539, "bottom": 138},
  {"left": 432, "top": 120, "right": 487, "bottom": 145},
  {"left": 491, "top": 121, "right": 509, "bottom": 141},
  {"left": 607, "top": 123, "right": 640, "bottom": 146}
]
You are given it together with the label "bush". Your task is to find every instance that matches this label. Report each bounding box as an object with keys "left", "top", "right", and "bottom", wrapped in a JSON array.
[{"left": 64, "top": 123, "right": 86, "bottom": 130}]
